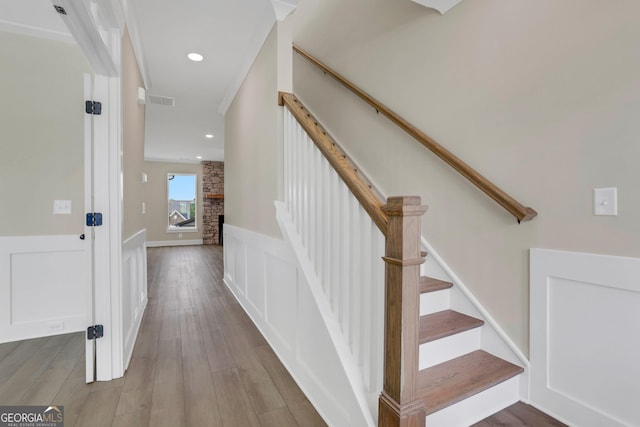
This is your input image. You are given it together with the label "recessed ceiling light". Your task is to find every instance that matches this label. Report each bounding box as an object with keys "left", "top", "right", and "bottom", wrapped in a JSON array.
[
  {"left": 196, "top": 156, "right": 203, "bottom": 160},
  {"left": 205, "top": 134, "right": 214, "bottom": 139},
  {"left": 187, "top": 52, "right": 204, "bottom": 62}
]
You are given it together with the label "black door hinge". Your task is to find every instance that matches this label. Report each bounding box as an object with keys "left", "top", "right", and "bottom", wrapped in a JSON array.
[
  {"left": 86, "top": 212, "right": 103, "bottom": 227},
  {"left": 85, "top": 100, "right": 102, "bottom": 115},
  {"left": 87, "top": 325, "right": 104, "bottom": 340}
]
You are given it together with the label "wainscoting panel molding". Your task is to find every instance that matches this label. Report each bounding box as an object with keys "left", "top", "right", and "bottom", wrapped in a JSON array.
[
  {"left": 530, "top": 248, "right": 640, "bottom": 427},
  {"left": 122, "top": 229, "right": 148, "bottom": 369},
  {"left": 223, "top": 224, "right": 366, "bottom": 426},
  {"left": 0, "top": 235, "right": 90, "bottom": 343}
]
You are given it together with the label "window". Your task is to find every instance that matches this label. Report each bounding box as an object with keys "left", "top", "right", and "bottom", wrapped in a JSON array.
[{"left": 168, "top": 173, "right": 197, "bottom": 230}]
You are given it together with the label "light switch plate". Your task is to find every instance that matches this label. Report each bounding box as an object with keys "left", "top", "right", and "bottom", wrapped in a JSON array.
[
  {"left": 53, "top": 200, "right": 72, "bottom": 214},
  {"left": 594, "top": 187, "right": 617, "bottom": 216}
]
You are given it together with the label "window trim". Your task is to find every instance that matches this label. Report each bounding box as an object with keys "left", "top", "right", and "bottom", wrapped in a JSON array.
[{"left": 167, "top": 173, "right": 198, "bottom": 233}]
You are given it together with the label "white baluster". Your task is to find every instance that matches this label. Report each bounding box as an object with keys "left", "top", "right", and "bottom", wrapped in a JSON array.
[
  {"left": 330, "top": 169, "right": 341, "bottom": 315},
  {"left": 282, "top": 108, "right": 386, "bottom": 406},
  {"left": 349, "top": 195, "right": 362, "bottom": 361},
  {"left": 322, "top": 159, "right": 331, "bottom": 294}
]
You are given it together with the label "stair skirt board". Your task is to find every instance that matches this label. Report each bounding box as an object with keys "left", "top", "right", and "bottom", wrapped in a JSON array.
[
  {"left": 425, "top": 376, "right": 521, "bottom": 427},
  {"left": 420, "top": 328, "right": 481, "bottom": 370}
]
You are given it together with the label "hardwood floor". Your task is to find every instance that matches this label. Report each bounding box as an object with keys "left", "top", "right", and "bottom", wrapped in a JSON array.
[
  {"left": 472, "top": 402, "right": 568, "bottom": 426},
  {"left": 0, "top": 245, "right": 326, "bottom": 427}
]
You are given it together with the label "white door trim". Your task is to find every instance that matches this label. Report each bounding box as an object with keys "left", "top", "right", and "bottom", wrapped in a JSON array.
[{"left": 60, "top": 0, "right": 124, "bottom": 381}]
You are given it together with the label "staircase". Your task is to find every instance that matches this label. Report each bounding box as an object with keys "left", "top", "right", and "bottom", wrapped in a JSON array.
[
  {"left": 416, "top": 274, "right": 524, "bottom": 426},
  {"left": 279, "top": 92, "right": 527, "bottom": 426}
]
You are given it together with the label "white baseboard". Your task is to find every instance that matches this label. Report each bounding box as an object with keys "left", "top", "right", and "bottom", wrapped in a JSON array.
[{"left": 146, "top": 239, "right": 203, "bottom": 247}]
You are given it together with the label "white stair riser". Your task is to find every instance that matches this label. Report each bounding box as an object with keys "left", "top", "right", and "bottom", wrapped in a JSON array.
[
  {"left": 419, "top": 328, "right": 481, "bottom": 370},
  {"left": 425, "top": 376, "right": 520, "bottom": 427},
  {"left": 420, "top": 288, "right": 450, "bottom": 315}
]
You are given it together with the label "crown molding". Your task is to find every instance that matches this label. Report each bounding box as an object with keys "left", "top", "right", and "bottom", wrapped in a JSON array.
[
  {"left": 270, "top": 0, "right": 298, "bottom": 21},
  {"left": 410, "top": 0, "right": 464, "bottom": 14}
]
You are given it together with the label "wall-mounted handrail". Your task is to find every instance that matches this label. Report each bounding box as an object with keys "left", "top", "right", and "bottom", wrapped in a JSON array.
[
  {"left": 293, "top": 44, "right": 537, "bottom": 223},
  {"left": 279, "top": 92, "right": 389, "bottom": 234}
]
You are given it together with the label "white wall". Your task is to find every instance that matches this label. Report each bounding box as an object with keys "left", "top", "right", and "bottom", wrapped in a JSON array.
[
  {"left": 122, "top": 26, "right": 147, "bottom": 241},
  {"left": 0, "top": 31, "right": 90, "bottom": 236},
  {"left": 291, "top": 0, "right": 640, "bottom": 356},
  {"left": 224, "top": 26, "right": 282, "bottom": 239}
]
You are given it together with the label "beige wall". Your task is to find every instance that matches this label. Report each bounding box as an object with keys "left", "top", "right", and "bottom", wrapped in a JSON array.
[
  {"left": 143, "top": 161, "right": 203, "bottom": 243},
  {"left": 225, "top": 26, "right": 282, "bottom": 238},
  {"left": 0, "top": 32, "right": 90, "bottom": 236},
  {"left": 292, "top": 0, "right": 640, "bottom": 355},
  {"left": 122, "top": 27, "right": 146, "bottom": 240}
]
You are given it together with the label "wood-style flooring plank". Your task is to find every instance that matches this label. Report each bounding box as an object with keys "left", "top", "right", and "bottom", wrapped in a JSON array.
[
  {"left": 52, "top": 359, "right": 91, "bottom": 427},
  {"left": 260, "top": 407, "right": 299, "bottom": 427},
  {"left": 0, "top": 336, "right": 50, "bottom": 383},
  {"left": 213, "top": 367, "right": 261, "bottom": 427},
  {"left": 0, "top": 340, "right": 22, "bottom": 363},
  {"left": 472, "top": 402, "right": 568, "bottom": 426},
  {"left": 74, "top": 387, "right": 121, "bottom": 427},
  {"left": 287, "top": 398, "right": 328, "bottom": 427},
  {"left": 255, "top": 344, "right": 307, "bottom": 403},
  {"left": 19, "top": 357, "right": 78, "bottom": 405},
  {"left": 255, "top": 345, "right": 327, "bottom": 426},
  {"left": 114, "top": 385, "right": 153, "bottom": 417},
  {"left": 0, "top": 336, "right": 65, "bottom": 404},
  {"left": 111, "top": 409, "right": 150, "bottom": 427},
  {"left": 202, "top": 327, "right": 236, "bottom": 373},
  {"left": 182, "top": 353, "right": 222, "bottom": 426}
]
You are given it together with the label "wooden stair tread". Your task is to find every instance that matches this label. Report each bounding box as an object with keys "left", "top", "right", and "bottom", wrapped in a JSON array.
[
  {"left": 418, "top": 350, "right": 524, "bottom": 415},
  {"left": 419, "top": 276, "right": 453, "bottom": 294},
  {"left": 419, "top": 310, "right": 484, "bottom": 344}
]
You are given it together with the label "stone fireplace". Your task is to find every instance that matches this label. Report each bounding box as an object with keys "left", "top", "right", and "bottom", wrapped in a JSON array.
[{"left": 202, "top": 161, "right": 224, "bottom": 245}]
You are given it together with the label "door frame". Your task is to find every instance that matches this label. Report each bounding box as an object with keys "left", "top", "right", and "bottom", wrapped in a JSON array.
[{"left": 57, "top": 0, "right": 125, "bottom": 381}]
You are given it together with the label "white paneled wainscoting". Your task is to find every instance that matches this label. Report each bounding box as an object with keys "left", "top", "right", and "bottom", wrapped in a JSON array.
[
  {"left": 122, "top": 229, "right": 148, "bottom": 370},
  {"left": 530, "top": 249, "right": 640, "bottom": 427},
  {"left": 0, "top": 235, "right": 90, "bottom": 343},
  {"left": 223, "top": 224, "right": 372, "bottom": 426}
]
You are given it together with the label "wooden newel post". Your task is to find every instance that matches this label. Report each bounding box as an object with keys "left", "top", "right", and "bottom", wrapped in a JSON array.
[{"left": 379, "top": 196, "right": 428, "bottom": 427}]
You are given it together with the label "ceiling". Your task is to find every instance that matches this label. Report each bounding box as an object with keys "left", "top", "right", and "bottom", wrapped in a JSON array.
[{"left": 0, "top": 0, "right": 285, "bottom": 164}]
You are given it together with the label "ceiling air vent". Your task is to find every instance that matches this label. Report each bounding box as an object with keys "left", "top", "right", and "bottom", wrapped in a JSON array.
[{"left": 149, "top": 95, "right": 175, "bottom": 107}]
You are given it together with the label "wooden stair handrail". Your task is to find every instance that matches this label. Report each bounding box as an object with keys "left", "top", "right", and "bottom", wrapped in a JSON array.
[
  {"left": 279, "top": 92, "right": 389, "bottom": 235},
  {"left": 293, "top": 44, "right": 537, "bottom": 223}
]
